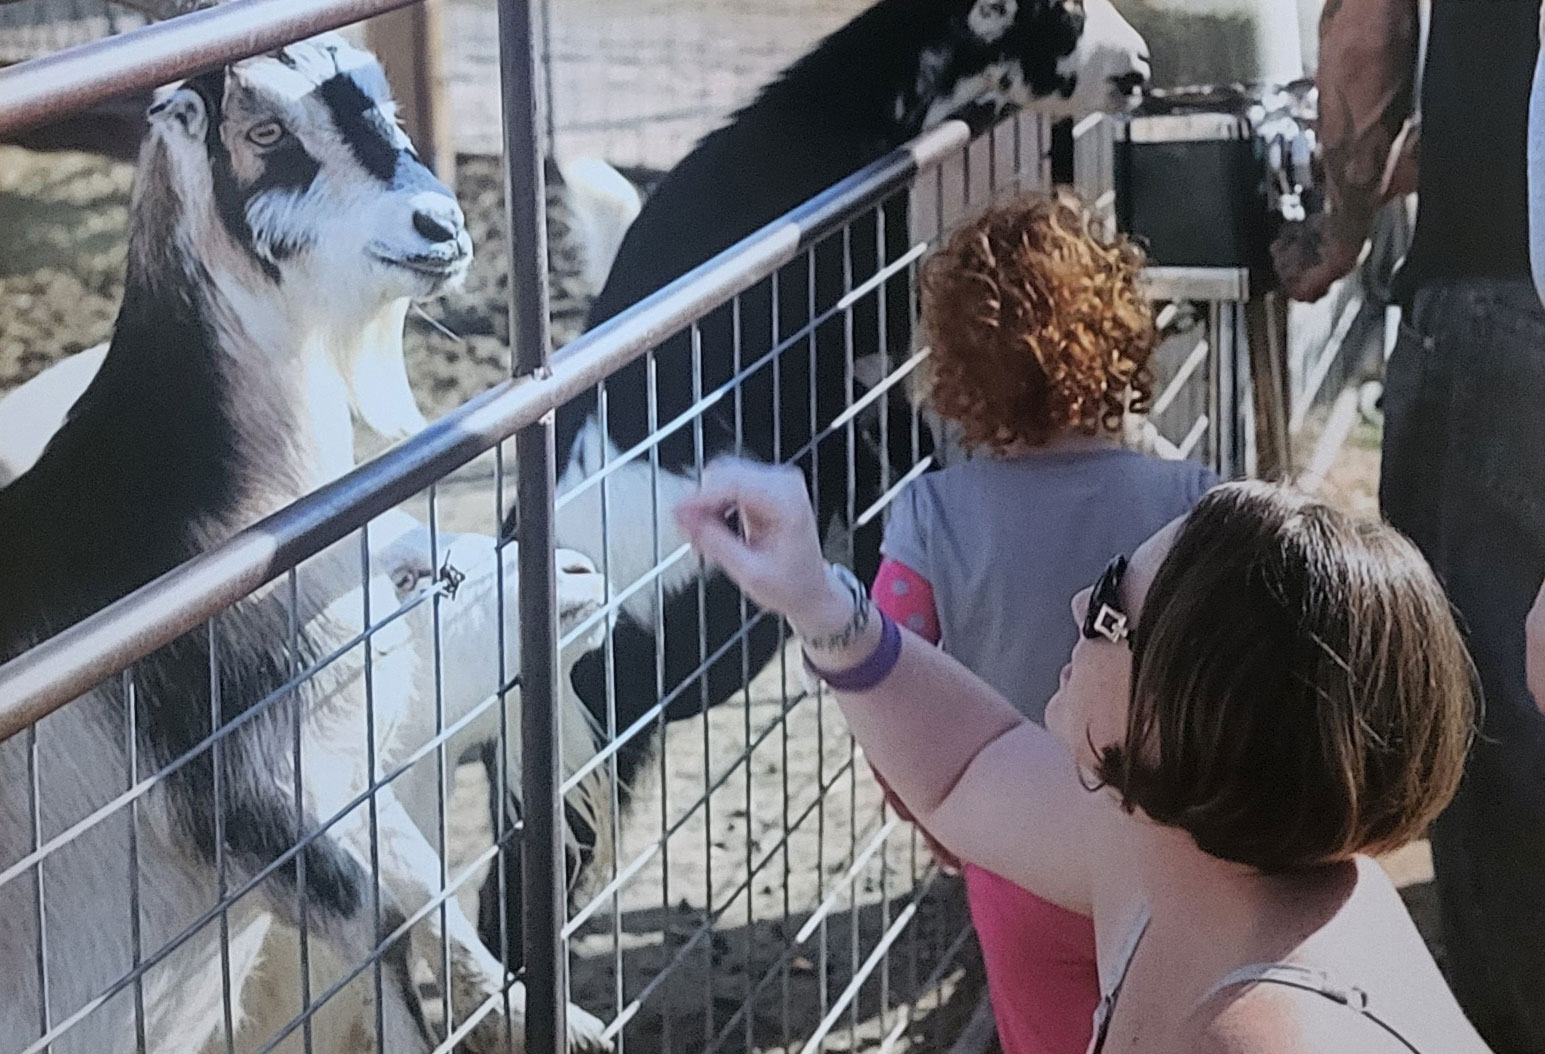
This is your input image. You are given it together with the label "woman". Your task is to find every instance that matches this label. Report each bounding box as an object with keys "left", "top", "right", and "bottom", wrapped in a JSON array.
[
  {"left": 678, "top": 463, "right": 1487, "bottom": 1053},
  {"left": 870, "top": 190, "right": 1214, "bottom": 1054}
]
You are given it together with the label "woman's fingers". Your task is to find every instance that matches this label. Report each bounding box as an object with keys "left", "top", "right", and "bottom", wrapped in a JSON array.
[
  {"left": 679, "top": 501, "right": 757, "bottom": 581},
  {"left": 676, "top": 456, "right": 841, "bottom": 624}
]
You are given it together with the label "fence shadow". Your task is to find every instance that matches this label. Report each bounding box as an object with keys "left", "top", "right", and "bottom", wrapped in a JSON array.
[{"left": 569, "top": 877, "right": 979, "bottom": 1054}]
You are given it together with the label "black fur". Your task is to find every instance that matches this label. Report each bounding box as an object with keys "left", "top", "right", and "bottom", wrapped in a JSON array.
[
  {"left": 318, "top": 72, "right": 404, "bottom": 185},
  {"left": 193, "top": 70, "right": 321, "bottom": 284},
  {"left": 197, "top": 66, "right": 409, "bottom": 285},
  {"left": 485, "top": 0, "right": 1095, "bottom": 965},
  {"left": 0, "top": 136, "right": 364, "bottom": 923}
]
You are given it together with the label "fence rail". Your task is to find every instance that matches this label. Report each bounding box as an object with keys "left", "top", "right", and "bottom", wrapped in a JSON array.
[{"left": 0, "top": 0, "right": 429, "bottom": 135}]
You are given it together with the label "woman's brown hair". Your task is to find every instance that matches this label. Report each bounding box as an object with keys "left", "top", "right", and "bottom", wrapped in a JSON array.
[
  {"left": 918, "top": 190, "right": 1154, "bottom": 453},
  {"left": 1096, "top": 481, "right": 1477, "bottom": 873}
]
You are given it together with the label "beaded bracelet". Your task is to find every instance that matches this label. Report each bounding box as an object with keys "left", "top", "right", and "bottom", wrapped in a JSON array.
[
  {"left": 798, "top": 564, "right": 872, "bottom": 654},
  {"left": 803, "top": 612, "right": 903, "bottom": 693}
]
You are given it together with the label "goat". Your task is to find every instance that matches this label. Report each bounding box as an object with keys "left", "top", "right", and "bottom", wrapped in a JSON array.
[
  {"left": 0, "top": 35, "right": 600, "bottom": 1054},
  {"left": 484, "top": 0, "right": 1150, "bottom": 947},
  {"left": 227, "top": 510, "right": 613, "bottom": 1053},
  {"left": 0, "top": 153, "right": 638, "bottom": 488}
]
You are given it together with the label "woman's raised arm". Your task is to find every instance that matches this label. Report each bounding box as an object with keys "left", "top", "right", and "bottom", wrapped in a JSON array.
[{"left": 676, "top": 458, "right": 1096, "bottom": 910}]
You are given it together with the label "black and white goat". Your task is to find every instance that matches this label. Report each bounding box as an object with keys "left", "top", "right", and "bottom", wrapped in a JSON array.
[
  {"left": 527, "top": 0, "right": 1150, "bottom": 804},
  {"left": 0, "top": 36, "right": 604, "bottom": 1054}
]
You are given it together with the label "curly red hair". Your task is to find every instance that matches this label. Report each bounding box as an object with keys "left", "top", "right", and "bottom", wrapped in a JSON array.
[{"left": 918, "top": 191, "right": 1155, "bottom": 453}]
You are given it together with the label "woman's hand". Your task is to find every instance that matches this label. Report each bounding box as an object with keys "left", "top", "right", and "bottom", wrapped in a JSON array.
[
  {"left": 1528, "top": 577, "right": 1545, "bottom": 714},
  {"left": 674, "top": 458, "right": 851, "bottom": 638}
]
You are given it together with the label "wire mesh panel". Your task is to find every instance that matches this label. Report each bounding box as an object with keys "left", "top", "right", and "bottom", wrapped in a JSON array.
[
  {"left": 0, "top": 491, "right": 573, "bottom": 1054},
  {"left": 536, "top": 109, "right": 1228, "bottom": 1054},
  {"left": 0, "top": 7, "right": 1235, "bottom": 1051}
]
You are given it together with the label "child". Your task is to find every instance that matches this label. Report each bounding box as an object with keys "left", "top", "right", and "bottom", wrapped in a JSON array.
[{"left": 871, "top": 192, "right": 1216, "bottom": 1054}]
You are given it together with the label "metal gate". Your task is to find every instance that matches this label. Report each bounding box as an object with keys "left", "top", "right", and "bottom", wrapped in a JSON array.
[{"left": 0, "top": 4, "right": 1232, "bottom": 1052}]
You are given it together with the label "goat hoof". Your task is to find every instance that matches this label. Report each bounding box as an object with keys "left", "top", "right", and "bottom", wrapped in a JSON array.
[{"left": 567, "top": 1004, "right": 612, "bottom": 1053}]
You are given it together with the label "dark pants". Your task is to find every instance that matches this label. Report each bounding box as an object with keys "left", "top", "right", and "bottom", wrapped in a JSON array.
[{"left": 1381, "top": 278, "right": 1545, "bottom": 1053}]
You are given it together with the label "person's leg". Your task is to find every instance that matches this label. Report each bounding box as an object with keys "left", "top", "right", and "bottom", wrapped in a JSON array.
[{"left": 1382, "top": 279, "right": 1545, "bottom": 1054}]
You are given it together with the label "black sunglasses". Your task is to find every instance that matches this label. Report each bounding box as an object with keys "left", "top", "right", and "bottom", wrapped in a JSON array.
[{"left": 1082, "top": 555, "right": 1131, "bottom": 644}]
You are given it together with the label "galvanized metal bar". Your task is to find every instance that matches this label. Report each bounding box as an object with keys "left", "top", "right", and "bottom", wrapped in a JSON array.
[
  {"left": 0, "top": 0, "right": 422, "bottom": 137},
  {"left": 27, "top": 725, "right": 48, "bottom": 1044},
  {"left": 497, "top": 0, "right": 563, "bottom": 1048},
  {"left": 122, "top": 670, "right": 148, "bottom": 1054},
  {"left": 647, "top": 344, "right": 674, "bottom": 1054}
]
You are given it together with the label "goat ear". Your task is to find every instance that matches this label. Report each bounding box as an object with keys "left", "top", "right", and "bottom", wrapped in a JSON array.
[{"left": 147, "top": 87, "right": 208, "bottom": 139}]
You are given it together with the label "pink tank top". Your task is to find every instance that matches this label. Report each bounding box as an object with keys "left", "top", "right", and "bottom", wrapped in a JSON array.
[
  {"left": 872, "top": 558, "right": 1099, "bottom": 1054},
  {"left": 967, "top": 866, "right": 1099, "bottom": 1054}
]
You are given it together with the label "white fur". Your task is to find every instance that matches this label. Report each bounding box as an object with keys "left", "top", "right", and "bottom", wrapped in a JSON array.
[
  {"left": 0, "top": 304, "right": 426, "bottom": 492},
  {"left": 365, "top": 511, "right": 612, "bottom": 867},
  {"left": 1050, "top": 0, "right": 1151, "bottom": 118},
  {"left": 224, "top": 514, "right": 614, "bottom": 1054},
  {"left": 0, "top": 342, "right": 107, "bottom": 487},
  {"left": 0, "top": 541, "right": 442, "bottom": 1054},
  {"left": 556, "top": 417, "right": 703, "bottom": 631},
  {"left": 560, "top": 156, "right": 643, "bottom": 293},
  {"left": 967, "top": 0, "right": 1018, "bottom": 43},
  {"left": 922, "top": 58, "right": 1029, "bottom": 128}
]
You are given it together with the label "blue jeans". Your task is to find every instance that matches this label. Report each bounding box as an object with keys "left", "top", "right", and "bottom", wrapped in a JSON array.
[{"left": 1382, "top": 278, "right": 1545, "bottom": 1054}]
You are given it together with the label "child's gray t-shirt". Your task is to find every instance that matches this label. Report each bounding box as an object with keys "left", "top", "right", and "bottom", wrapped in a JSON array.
[{"left": 881, "top": 448, "right": 1217, "bottom": 724}]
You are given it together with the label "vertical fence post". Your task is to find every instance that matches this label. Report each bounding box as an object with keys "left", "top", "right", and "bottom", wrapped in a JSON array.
[{"left": 497, "top": 0, "right": 562, "bottom": 1049}]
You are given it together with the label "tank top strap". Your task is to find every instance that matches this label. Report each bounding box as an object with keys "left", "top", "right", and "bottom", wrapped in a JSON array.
[
  {"left": 1086, "top": 906, "right": 1151, "bottom": 1054},
  {"left": 1201, "top": 962, "right": 1424, "bottom": 1054}
]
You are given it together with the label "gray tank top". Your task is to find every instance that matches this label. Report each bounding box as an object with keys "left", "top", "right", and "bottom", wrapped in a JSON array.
[
  {"left": 881, "top": 446, "right": 1216, "bottom": 723},
  {"left": 1087, "top": 908, "right": 1426, "bottom": 1054}
]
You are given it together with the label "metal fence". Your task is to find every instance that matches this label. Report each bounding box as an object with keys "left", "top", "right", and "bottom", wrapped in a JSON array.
[{"left": 0, "top": 5, "right": 1234, "bottom": 1054}]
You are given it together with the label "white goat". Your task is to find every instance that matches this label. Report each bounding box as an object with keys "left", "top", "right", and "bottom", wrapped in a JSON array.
[
  {"left": 0, "top": 36, "right": 601, "bottom": 1054},
  {"left": 230, "top": 511, "right": 613, "bottom": 1054}
]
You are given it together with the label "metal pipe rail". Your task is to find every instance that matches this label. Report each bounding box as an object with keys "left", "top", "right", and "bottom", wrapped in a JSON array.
[
  {"left": 0, "top": 112, "right": 974, "bottom": 739},
  {"left": 0, "top": 0, "right": 428, "bottom": 137}
]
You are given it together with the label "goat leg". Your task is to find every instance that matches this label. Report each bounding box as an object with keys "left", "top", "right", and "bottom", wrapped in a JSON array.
[{"left": 368, "top": 792, "right": 613, "bottom": 1054}]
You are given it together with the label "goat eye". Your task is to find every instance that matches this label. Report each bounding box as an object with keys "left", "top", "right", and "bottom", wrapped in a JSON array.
[{"left": 247, "top": 120, "right": 285, "bottom": 147}]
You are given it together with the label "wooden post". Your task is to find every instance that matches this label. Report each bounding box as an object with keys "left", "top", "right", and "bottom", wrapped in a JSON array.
[{"left": 365, "top": 0, "right": 455, "bottom": 186}]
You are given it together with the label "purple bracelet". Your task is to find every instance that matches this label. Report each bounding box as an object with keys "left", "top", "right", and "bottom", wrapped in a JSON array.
[{"left": 804, "top": 612, "right": 902, "bottom": 692}]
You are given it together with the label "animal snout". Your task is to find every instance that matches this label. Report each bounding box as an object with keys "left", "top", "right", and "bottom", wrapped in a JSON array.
[
  {"left": 412, "top": 198, "right": 466, "bottom": 245},
  {"left": 559, "top": 550, "right": 598, "bottom": 577},
  {"left": 1110, "top": 61, "right": 1149, "bottom": 98}
]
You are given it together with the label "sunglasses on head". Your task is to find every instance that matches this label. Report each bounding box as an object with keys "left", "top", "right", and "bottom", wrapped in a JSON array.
[{"left": 1082, "top": 555, "right": 1131, "bottom": 644}]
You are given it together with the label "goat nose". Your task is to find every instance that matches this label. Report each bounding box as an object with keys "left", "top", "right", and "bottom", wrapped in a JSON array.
[
  {"left": 412, "top": 204, "right": 462, "bottom": 244},
  {"left": 1111, "top": 68, "right": 1147, "bottom": 96}
]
